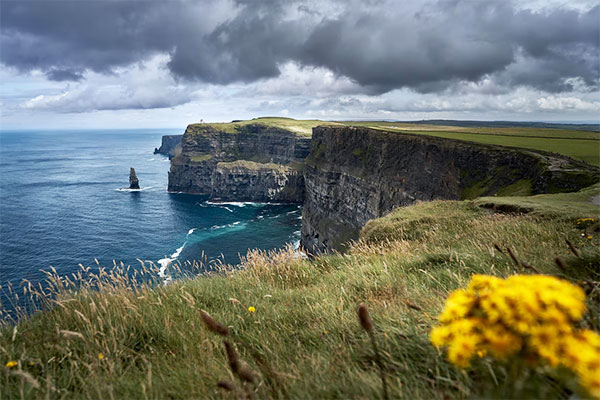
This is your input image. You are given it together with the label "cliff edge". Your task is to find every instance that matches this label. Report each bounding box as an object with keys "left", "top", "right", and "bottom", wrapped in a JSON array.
[
  {"left": 301, "top": 126, "right": 599, "bottom": 253},
  {"left": 167, "top": 121, "right": 312, "bottom": 202}
]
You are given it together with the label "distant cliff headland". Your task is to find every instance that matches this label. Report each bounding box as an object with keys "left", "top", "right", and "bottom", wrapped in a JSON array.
[
  {"left": 163, "top": 118, "right": 600, "bottom": 254},
  {"left": 154, "top": 134, "right": 183, "bottom": 159}
]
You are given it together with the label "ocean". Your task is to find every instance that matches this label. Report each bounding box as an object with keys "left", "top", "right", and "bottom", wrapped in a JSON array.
[{"left": 0, "top": 129, "right": 302, "bottom": 304}]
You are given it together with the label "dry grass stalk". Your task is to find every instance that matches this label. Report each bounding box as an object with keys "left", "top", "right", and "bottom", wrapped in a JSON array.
[
  {"left": 520, "top": 260, "right": 541, "bottom": 274},
  {"left": 224, "top": 341, "right": 241, "bottom": 373},
  {"left": 405, "top": 301, "right": 423, "bottom": 311},
  {"left": 554, "top": 256, "right": 567, "bottom": 273},
  {"left": 200, "top": 310, "right": 229, "bottom": 336},
  {"left": 357, "top": 303, "right": 389, "bottom": 400},
  {"left": 357, "top": 304, "right": 373, "bottom": 333},
  {"left": 565, "top": 239, "right": 580, "bottom": 257},
  {"left": 506, "top": 247, "right": 521, "bottom": 267},
  {"left": 217, "top": 380, "right": 237, "bottom": 391}
]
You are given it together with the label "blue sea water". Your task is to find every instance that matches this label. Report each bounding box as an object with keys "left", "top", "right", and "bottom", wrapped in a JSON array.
[{"left": 0, "top": 129, "right": 301, "bottom": 299}]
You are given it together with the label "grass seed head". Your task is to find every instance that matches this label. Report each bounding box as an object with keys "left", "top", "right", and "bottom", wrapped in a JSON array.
[
  {"left": 555, "top": 256, "right": 567, "bottom": 272},
  {"left": 236, "top": 364, "right": 257, "bottom": 383},
  {"left": 357, "top": 303, "right": 373, "bottom": 333},
  {"left": 224, "top": 340, "right": 240, "bottom": 372},
  {"left": 200, "top": 310, "right": 229, "bottom": 336},
  {"left": 217, "top": 380, "right": 237, "bottom": 391}
]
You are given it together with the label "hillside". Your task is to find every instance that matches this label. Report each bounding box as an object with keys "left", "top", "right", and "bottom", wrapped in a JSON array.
[{"left": 1, "top": 185, "right": 598, "bottom": 398}]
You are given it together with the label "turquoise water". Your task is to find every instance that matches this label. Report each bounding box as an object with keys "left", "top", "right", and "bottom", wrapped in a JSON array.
[{"left": 0, "top": 129, "right": 301, "bottom": 299}]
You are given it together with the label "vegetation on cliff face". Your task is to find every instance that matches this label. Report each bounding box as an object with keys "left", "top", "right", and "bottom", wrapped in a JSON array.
[
  {"left": 1, "top": 185, "right": 598, "bottom": 399},
  {"left": 216, "top": 160, "right": 293, "bottom": 172}
]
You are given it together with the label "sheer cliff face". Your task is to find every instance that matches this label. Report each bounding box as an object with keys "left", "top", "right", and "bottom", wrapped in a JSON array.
[
  {"left": 154, "top": 135, "right": 183, "bottom": 158},
  {"left": 168, "top": 124, "right": 310, "bottom": 202},
  {"left": 301, "top": 126, "right": 599, "bottom": 254}
]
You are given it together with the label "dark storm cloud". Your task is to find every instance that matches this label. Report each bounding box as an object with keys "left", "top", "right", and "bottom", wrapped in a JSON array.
[
  {"left": 1, "top": 0, "right": 598, "bottom": 93},
  {"left": 46, "top": 68, "right": 84, "bottom": 82}
]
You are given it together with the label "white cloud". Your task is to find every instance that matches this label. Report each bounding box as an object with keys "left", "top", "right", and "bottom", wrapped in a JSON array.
[{"left": 20, "top": 55, "right": 192, "bottom": 113}]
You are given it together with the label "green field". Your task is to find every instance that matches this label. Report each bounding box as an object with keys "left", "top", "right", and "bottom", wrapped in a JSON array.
[
  {"left": 189, "top": 117, "right": 339, "bottom": 137},
  {"left": 342, "top": 121, "right": 600, "bottom": 166},
  {"left": 187, "top": 118, "right": 600, "bottom": 166},
  {"left": 2, "top": 185, "right": 598, "bottom": 399}
]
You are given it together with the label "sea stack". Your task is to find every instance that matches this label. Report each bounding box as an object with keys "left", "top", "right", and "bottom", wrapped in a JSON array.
[{"left": 129, "top": 167, "right": 140, "bottom": 189}]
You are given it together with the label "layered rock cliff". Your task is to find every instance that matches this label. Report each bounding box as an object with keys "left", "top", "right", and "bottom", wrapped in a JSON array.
[
  {"left": 154, "top": 135, "right": 183, "bottom": 158},
  {"left": 301, "top": 126, "right": 599, "bottom": 253},
  {"left": 168, "top": 123, "right": 310, "bottom": 202}
]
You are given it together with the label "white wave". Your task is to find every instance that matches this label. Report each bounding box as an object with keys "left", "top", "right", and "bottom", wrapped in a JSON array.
[
  {"left": 206, "top": 201, "right": 258, "bottom": 207},
  {"left": 257, "top": 215, "right": 264, "bottom": 219},
  {"left": 115, "top": 186, "right": 153, "bottom": 192},
  {"left": 210, "top": 221, "right": 242, "bottom": 230},
  {"left": 188, "top": 228, "right": 196, "bottom": 235},
  {"left": 171, "top": 244, "right": 185, "bottom": 258}
]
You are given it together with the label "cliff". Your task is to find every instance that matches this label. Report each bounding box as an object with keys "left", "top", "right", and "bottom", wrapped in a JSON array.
[
  {"left": 168, "top": 122, "right": 311, "bottom": 202},
  {"left": 301, "top": 126, "right": 599, "bottom": 253},
  {"left": 154, "top": 135, "right": 183, "bottom": 158}
]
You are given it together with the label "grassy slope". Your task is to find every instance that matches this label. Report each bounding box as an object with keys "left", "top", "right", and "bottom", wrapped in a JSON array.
[{"left": 1, "top": 187, "right": 599, "bottom": 399}]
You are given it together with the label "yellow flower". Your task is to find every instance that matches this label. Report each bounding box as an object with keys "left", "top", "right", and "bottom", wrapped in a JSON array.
[
  {"left": 98, "top": 353, "right": 104, "bottom": 360},
  {"left": 5, "top": 360, "right": 17, "bottom": 368},
  {"left": 248, "top": 306, "right": 256, "bottom": 313},
  {"left": 587, "top": 235, "right": 593, "bottom": 240}
]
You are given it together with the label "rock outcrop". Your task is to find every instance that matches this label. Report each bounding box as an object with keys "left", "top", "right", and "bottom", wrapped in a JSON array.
[
  {"left": 129, "top": 167, "right": 140, "bottom": 189},
  {"left": 168, "top": 123, "right": 310, "bottom": 202},
  {"left": 300, "top": 126, "right": 599, "bottom": 254},
  {"left": 154, "top": 135, "right": 183, "bottom": 159}
]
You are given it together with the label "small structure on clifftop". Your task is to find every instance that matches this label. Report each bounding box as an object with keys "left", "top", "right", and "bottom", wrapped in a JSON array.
[{"left": 129, "top": 168, "right": 140, "bottom": 189}]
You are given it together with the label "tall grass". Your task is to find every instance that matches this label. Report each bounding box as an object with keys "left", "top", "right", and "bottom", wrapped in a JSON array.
[{"left": 1, "top": 194, "right": 598, "bottom": 398}]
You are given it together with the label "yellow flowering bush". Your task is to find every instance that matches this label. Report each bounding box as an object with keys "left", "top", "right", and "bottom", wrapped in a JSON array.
[{"left": 431, "top": 274, "right": 600, "bottom": 398}]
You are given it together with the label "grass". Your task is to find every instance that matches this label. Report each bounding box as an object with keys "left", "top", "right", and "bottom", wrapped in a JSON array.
[
  {"left": 1, "top": 186, "right": 599, "bottom": 399},
  {"left": 340, "top": 121, "right": 600, "bottom": 166},
  {"left": 183, "top": 117, "right": 600, "bottom": 165},
  {"left": 187, "top": 117, "right": 339, "bottom": 137},
  {"left": 188, "top": 153, "right": 213, "bottom": 163}
]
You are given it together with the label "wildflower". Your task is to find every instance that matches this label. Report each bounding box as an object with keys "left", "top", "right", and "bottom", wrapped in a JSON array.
[
  {"left": 248, "top": 306, "right": 255, "bottom": 313},
  {"left": 587, "top": 235, "right": 593, "bottom": 240},
  {"left": 98, "top": 353, "right": 104, "bottom": 360},
  {"left": 430, "top": 274, "right": 600, "bottom": 398},
  {"left": 5, "top": 360, "right": 17, "bottom": 368}
]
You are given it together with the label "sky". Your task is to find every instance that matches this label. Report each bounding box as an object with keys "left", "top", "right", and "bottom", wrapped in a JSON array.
[{"left": 0, "top": 0, "right": 599, "bottom": 130}]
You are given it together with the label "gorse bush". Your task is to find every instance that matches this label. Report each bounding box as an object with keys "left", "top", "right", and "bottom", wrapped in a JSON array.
[{"left": 431, "top": 274, "right": 600, "bottom": 398}]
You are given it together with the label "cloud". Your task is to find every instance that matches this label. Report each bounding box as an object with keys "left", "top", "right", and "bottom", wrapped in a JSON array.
[
  {"left": 45, "top": 68, "right": 84, "bottom": 82},
  {"left": 19, "top": 55, "right": 192, "bottom": 112},
  {"left": 1, "top": 0, "right": 598, "bottom": 96}
]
